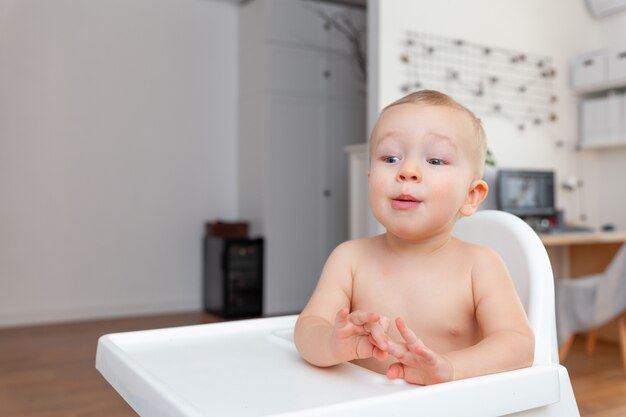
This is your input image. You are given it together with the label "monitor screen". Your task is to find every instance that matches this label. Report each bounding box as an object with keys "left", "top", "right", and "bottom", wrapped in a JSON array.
[{"left": 496, "top": 170, "right": 555, "bottom": 217}]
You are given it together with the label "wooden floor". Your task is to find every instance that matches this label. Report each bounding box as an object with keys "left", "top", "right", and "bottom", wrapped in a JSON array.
[
  {"left": 0, "top": 312, "right": 222, "bottom": 417},
  {"left": 563, "top": 337, "right": 626, "bottom": 417},
  {"left": 1, "top": 312, "right": 625, "bottom": 417}
]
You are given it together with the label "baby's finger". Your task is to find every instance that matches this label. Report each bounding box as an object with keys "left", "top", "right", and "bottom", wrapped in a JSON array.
[
  {"left": 386, "top": 362, "right": 405, "bottom": 380},
  {"left": 413, "top": 346, "right": 437, "bottom": 362},
  {"left": 334, "top": 307, "right": 350, "bottom": 327},
  {"left": 367, "top": 322, "right": 388, "bottom": 351},
  {"left": 386, "top": 338, "right": 409, "bottom": 359},
  {"left": 396, "top": 317, "right": 424, "bottom": 352},
  {"left": 372, "top": 346, "right": 389, "bottom": 362},
  {"left": 414, "top": 346, "right": 437, "bottom": 366},
  {"left": 349, "top": 310, "right": 379, "bottom": 326},
  {"left": 379, "top": 316, "right": 391, "bottom": 332}
]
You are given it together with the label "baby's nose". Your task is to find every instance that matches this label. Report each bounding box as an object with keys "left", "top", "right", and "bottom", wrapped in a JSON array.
[
  {"left": 398, "top": 165, "right": 421, "bottom": 182},
  {"left": 399, "top": 173, "right": 419, "bottom": 181}
]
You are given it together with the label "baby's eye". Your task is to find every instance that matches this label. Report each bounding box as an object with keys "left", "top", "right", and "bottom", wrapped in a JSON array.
[
  {"left": 427, "top": 158, "right": 446, "bottom": 166},
  {"left": 382, "top": 156, "right": 400, "bottom": 164}
]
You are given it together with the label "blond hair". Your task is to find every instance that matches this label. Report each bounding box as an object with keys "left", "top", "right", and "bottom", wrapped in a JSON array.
[{"left": 372, "top": 90, "right": 487, "bottom": 178}]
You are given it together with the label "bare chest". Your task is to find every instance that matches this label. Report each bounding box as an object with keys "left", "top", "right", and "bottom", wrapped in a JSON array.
[{"left": 351, "top": 257, "right": 480, "bottom": 352}]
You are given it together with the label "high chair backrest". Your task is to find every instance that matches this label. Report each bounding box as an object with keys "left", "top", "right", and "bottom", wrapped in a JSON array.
[{"left": 452, "top": 210, "right": 557, "bottom": 366}]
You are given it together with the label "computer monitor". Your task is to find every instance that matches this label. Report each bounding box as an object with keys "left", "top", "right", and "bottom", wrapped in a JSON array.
[{"left": 496, "top": 169, "right": 555, "bottom": 218}]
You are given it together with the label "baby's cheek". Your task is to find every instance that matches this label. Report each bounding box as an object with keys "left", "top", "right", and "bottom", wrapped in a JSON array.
[
  {"left": 431, "top": 182, "right": 466, "bottom": 205},
  {"left": 370, "top": 178, "right": 390, "bottom": 201}
]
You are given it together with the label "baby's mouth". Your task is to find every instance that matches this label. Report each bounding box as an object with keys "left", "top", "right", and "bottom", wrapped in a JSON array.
[
  {"left": 391, "top": 194, "right": 421, "bottom": 209},
  {"left": 395, "top": 194, "right": 418, "bottom": 202}
]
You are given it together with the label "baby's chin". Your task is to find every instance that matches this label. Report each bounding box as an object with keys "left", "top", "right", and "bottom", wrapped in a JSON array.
[
  {"left": 386, "top": 216, "right": 460, "bottom": 239},
  {"left": 385, "top": 226, "right": 434, "bottom": 241}
]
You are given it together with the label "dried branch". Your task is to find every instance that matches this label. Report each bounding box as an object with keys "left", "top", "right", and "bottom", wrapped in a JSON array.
[{"left": 306, "top": 5, "right": 367, "bottom": 82}]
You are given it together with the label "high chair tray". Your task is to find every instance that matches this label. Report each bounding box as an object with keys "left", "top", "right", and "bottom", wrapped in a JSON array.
[{"left": 96, "top": 315, "right": 560, "bottom": 417}]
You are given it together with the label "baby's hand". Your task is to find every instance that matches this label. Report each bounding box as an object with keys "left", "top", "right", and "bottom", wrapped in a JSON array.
[
  {"left": 332, "top": 308, "right": 390, "bottom": 363},
  {"left": 386, "top": 317, "right": 453, "bottom": 385}
]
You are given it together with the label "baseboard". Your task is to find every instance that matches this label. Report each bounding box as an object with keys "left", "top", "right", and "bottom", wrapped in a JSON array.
[{"left": 0, "top": 296, "right": 202, "bottom": 328}]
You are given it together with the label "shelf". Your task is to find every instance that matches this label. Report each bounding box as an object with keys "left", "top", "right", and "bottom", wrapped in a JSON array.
[
  {"left": 574, "top": 78, "right": 626, "bottom": 95},
  {"left": 579, "top": 139, "right": 626, "bottom": 150}
]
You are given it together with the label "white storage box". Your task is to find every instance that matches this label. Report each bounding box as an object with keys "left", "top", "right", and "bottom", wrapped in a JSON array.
[
  {"left": 581, "top": 95, "right": 609, "bottom": 145},
  {"left": 571, "top": 50, "right": 608, "bottom": 90},
  {"left": 608, "top": 92, "right": 625, "bottom": 144},
  {"left": 608, "top": 49, "right": 626, "bottom": 83},
  {"left": 580, "top": 93, "right": 626, "bottom": 147}
]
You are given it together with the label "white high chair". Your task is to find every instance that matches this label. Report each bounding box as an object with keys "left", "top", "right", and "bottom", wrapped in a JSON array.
[{"left": 96, "top": 210, "right": 580, "bottom": 416}]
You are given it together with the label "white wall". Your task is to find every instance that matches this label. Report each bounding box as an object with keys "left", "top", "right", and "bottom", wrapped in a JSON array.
[
  {"left": 0, "top": 0, "right": 239, "bottom": 327},
  {"left": 370, "top": 0, "right": 626, "bottom": 229}
]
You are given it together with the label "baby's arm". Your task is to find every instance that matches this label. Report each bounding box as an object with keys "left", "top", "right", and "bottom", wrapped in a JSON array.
[
  {"left": 448, "top": 246, "right": 535, "bottom": 379},
  {"left": 387, "top": 246, "right": 534, "bottom": 384},
  {"left": 294, "top": 242, "right": 389, "bottom": 367}
]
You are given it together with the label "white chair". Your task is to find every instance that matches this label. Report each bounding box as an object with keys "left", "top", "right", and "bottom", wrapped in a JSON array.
[
  {"left": 556, "top": 242, "right": 626, "bottom": 373},
  {"left": 96, "top": 210, "right": 579, "bottom": 416}
]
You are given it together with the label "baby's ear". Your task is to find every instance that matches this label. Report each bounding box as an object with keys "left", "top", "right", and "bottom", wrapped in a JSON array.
[{"left": 459, "top": 180, "right": 489, "bottom": 217}]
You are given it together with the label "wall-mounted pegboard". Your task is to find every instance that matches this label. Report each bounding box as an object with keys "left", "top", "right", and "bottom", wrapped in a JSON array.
[{"left": 400, "top": 31, "right": 559, "bottom": 132}]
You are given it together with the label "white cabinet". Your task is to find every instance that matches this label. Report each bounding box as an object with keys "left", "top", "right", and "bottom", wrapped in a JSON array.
[
  {"left": 580, "top": 92, "right": 626, "bottom": 148},
  {"left": 577, "top": 92, "right": 626, "bottom": 149},
  {"left": 239, "top": 0, "right": 366, "bottom": 315},
  {"left": 571, "top": 50, "right": 608, "bottom": 92},
  {"left": 572, "top": 49, "right": 626, "bottom": 149},
  {"left": 608, "top": 48, "right": 626, "bottom": 83}
]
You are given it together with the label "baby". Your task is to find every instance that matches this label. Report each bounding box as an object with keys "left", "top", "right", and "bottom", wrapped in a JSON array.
[{"left": 294, "top": 90, "right": 534, "bottom": 385}]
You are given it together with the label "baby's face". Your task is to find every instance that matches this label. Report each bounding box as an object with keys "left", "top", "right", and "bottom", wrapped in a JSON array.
[{"left": 368, "top": 103, "right": 480, "bottom": 240}]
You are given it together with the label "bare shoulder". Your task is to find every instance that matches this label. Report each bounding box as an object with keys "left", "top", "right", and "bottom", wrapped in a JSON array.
[
  {"left": 329, "top": 234, "right": 385, "bottom": 260},
  {"left": 318, "top": 235, "right": 378, "bottom": 280},
  {"left": 464, "top": 240, "right": 504, "bottom": 262},
  {"left": 325, "top": 238, "right": 362, "bottom": 268},
  {"left": 323, "top": 235, "right": 387, "bottom": 279},
  {"left": 329, "top": 237, "right": 365, "bottom": 257},
  {"left": 453, "top": 238, "right": 510, "bottom": 282}
]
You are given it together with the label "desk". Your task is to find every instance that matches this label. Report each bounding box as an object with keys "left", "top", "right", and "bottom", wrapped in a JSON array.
[
  {"left": 539, "top": 231, "right": 626, "bottom": 279},
  {"left": 541, "top": 231, "right": 626, "bottom": 344}
]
